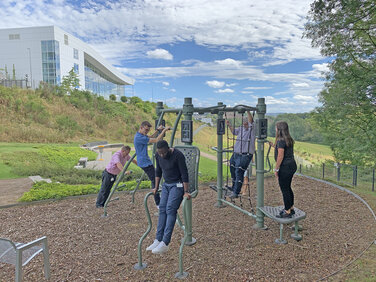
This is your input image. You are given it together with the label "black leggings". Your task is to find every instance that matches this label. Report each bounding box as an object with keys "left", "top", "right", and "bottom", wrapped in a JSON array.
[{"left": 278, "top": 161, "right": 297, "bottom": 211}]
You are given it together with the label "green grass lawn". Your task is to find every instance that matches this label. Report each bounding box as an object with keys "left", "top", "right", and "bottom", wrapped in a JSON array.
[{"left": 0, "top": 142, "right": 41, "bottom": 179}]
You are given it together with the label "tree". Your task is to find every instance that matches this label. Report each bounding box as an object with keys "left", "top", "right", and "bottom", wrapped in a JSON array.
[
  {"left": 109, "top": 94, "right": 116, "bottom": 101},
  {"left": 60, "top": 67, "right": 80, "bottom": 95},
  {"left": 304, "top": 0, "right": 376, "bottom": 166},
  {"left": 120, "top": 96, "right": 128, "bottom": 103}
]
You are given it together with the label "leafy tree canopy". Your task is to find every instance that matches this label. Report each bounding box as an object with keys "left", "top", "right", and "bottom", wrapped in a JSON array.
[{"left": 304, "top": 0, "right": 376, "bottom": 166}]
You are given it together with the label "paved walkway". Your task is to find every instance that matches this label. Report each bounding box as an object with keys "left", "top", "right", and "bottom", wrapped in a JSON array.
[{"left": 0, "top": 178, "right": 33, "bottom": 206}]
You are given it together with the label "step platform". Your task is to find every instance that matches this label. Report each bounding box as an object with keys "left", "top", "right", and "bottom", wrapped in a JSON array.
[{"left": 259, "top": 206, "right": 306, "bottom": 244}]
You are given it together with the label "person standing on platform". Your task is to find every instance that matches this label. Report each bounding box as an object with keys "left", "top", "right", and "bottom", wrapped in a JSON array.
[{"left": 270, "top": 121, "right": 297, "bottom": 218}]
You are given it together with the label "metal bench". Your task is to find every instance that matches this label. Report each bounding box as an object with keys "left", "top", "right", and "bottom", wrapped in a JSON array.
[
  {"left": 0, "top": 236, "right": 50, "bottom": 281},
  {"left": 258, "top": 206, "right": 306, "bottom": 244}
]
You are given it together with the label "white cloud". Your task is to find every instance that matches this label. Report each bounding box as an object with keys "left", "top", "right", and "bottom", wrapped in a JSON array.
[
  {"left": 294, "top": 95, "right": 316, "bottom": 101},
  {"left": 241, "top": 91, "right": 254, "bottom": 94},
  {"left": 206, "top": 80, "right": 225, "bottom": 88},
  {"left": 226, "top": 83, "right": 237, "bottom": 87},
  {"left": 292, "top": 82, "right": 310, "bottom": 88},
  {"left": 146, "top": 49, "right": 173, "bottom": 60},
  {"left": 216, "top": 88, "right": 234, "bottom": 93},
  {"left": 0, "top": 0, "right": 322, "bottom": 63},
  {"left": 162, "top": 81, "right": 170, "bottom": 86},
  {"left": 244, "top": 86, "right": 272, "bottom": 90}
]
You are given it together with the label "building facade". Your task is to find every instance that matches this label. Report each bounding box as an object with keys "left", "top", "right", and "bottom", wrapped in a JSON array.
[{"left": 0, "top": 26, "right": 134, "bottom": 99}]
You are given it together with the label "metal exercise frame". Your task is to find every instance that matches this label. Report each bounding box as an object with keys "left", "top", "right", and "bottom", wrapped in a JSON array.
[{"left": 133, "top": 97, "right": 270, "bottom": 279}]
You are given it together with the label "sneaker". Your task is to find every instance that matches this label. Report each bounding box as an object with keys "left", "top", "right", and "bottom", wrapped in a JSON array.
[
  {"left": 229, "top": 192, "right": 239, "bottom": 199},
  {"left": 156, "top": 205, "right": 160, "bottom": 210},
  {"left": 96, "top": 204, "right": 104, "bottom": 208},
  {"left": 152, "top": 241, "right": 169, "bottom": 254},
  {"left": 279, "top": 209, "right": 295, "bottom": 216},
  {"left": 146, "top": 239, "right": 160, "bottom": 251},
  {"left": 276, "top": 210, "right": 292, "bottom": 218}
]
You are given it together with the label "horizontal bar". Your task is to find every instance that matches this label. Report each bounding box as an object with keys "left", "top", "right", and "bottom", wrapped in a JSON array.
[{"left": 220, "top": 199, "right": 256, "bottom": 218}]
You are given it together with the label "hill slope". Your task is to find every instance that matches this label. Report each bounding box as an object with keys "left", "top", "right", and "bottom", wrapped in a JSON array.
[{"left": 0, "top": 85, "right": 159, "bottom": 143}]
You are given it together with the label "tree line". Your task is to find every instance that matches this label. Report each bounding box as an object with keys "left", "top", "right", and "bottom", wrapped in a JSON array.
[
  {"left": 304, "top": 0, "right": 376, "bottom": 167},
  {"left": 267, "top": 113, "right": 325, "bottom": 144}
]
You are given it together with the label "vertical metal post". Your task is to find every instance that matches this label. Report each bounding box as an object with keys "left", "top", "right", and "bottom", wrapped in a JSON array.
[
  {"left": 337, "top": 164, "right": 341, "bottom": 182},
  {"left": 353, "top": 165, "right": 358, "bottom": 187},
  {"left": 182, "top": 97, "right": 196, "bottom": 245},
  {"left": 322, "top": 163, "right": 325, "bottom": 179},
  {"left": 299, "top": 164, "right": 302, "bottom": 174},
  {"left": 27, "top": 48, "right": 33, "bottom": 89},
  {"left": 254, "top": 98, "right": 266, "bottom": 230},
  {"left": 215, "top": 102, "right": 224, "bottom": 208}
]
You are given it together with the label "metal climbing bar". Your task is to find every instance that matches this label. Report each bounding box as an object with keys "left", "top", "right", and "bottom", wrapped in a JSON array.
[{"left": 134, "top": 192, "right": 154, "bottom": 270}]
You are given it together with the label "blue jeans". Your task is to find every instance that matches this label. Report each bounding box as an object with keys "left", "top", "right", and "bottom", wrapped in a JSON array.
[
  {"left": 156, "top": 183, "right": 184, "bottom": 245},
  {"left": 230, "top": 153, "right": 253, "bottom": 195}
]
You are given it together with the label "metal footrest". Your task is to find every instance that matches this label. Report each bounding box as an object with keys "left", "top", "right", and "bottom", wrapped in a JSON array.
[{"left": 259, "top": 206, "right": 306, "bottom": 244}]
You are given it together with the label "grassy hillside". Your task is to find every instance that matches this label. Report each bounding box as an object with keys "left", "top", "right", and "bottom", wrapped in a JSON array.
[{"left": 0, "top": 85, "right": 159, "bottom": 143}]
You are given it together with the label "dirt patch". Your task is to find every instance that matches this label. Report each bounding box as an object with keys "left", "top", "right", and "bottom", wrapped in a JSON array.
[
  {"left": 0, "top": 178, "right": 33, "bottom": 206},
  {"left": 0, "top": 175, "right": 375, "bottom": 281}
]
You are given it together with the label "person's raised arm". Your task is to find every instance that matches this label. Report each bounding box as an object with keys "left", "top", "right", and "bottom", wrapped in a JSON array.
[
  {"left": 247, "top": 111, "right": 253, "bottom": 123},
  {"left": 150, "top": 125, "right": 164, "bottom": 138},
  {"left": 149, "top": 126, "right": 171, "bottom": 143},
  {"left": 226, "top": 120, "right": 234, "bottom": 135}
]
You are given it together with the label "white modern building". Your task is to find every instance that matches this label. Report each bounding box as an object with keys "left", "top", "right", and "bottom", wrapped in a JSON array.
[{"left": 0, "top": 26, "right": 134, "bottom": 98}]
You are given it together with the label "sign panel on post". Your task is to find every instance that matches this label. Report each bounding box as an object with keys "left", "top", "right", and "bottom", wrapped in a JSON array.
[{"left": 181, "top": 120, "right": 193, "bottom": 143}]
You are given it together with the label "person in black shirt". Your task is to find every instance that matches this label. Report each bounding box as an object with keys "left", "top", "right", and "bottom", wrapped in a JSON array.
[
  {"left": 146, "top": 140, "right": 190, "bottom": 254},
  {"left": 269, "top": 121, "right": 297, "bottom": 218}
]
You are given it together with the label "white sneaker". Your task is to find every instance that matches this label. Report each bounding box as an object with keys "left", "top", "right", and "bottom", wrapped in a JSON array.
[
  {"left": 157, "top": 205, "right": 160, "bottom": 210},
  {"left": 146, "top": 239, "right": 160, "bottom": 251},
  {"left": 152, "top": 241, "right": 169, "bottom": 254}
]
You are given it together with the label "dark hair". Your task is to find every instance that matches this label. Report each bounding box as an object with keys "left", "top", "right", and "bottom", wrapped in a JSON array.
[
  {"left": 156, "top": 140, "right": 169, "bottom": 150},
  {"left": 141, "top": 121, "right": 152, "bottom": 128},
  {"left": 121, "top": 145, "right": 131, "bottom": 152},
  {"left": 275, "top": 121, "right": 294, "bottom": 147}
]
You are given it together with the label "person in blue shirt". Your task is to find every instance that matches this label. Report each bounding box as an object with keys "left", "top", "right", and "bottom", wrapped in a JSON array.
[{"left": 134, "top": 121, "right": 171, "bottom": 207}]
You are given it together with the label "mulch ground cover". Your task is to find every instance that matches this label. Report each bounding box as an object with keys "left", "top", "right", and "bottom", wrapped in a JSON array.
[{"left": 0, "top": 175, "right": 375, "bottom": 281}]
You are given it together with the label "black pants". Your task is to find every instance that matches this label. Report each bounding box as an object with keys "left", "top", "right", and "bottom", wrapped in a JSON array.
[
  {"left": 278, "top": 161, "right": 297, "bottom": 211},
  {"left": 96, "top": 170, "right": 117, "bottom": 207},
  {"left": 142, "top": 165, "right": 160, "bottom": 206}
]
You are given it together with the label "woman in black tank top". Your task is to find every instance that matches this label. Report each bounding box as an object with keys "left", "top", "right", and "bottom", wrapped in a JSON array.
[{"left": 269, "top": 121, "right": 297, "bottom": 218}]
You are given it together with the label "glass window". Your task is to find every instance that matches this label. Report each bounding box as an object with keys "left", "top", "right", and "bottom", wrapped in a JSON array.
[
  {"left": 73, "top": 48, "right": 78, "bottom": 59},
  {"left": 64, "top": 34, "right": 68, "bottom": 45},
  {"left": 74, "top": 63, "right": 79, "bottom": 74},
  {"left": 9, "top": 34, "right": 20, "bottom": 40},
  {"left": 41, "top": 40, "right": 61, "bottom": 86}
]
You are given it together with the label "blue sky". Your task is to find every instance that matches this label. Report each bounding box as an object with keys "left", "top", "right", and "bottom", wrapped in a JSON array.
[{"left": 0, "top": 0, "right": 330, "bottom": 113}]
